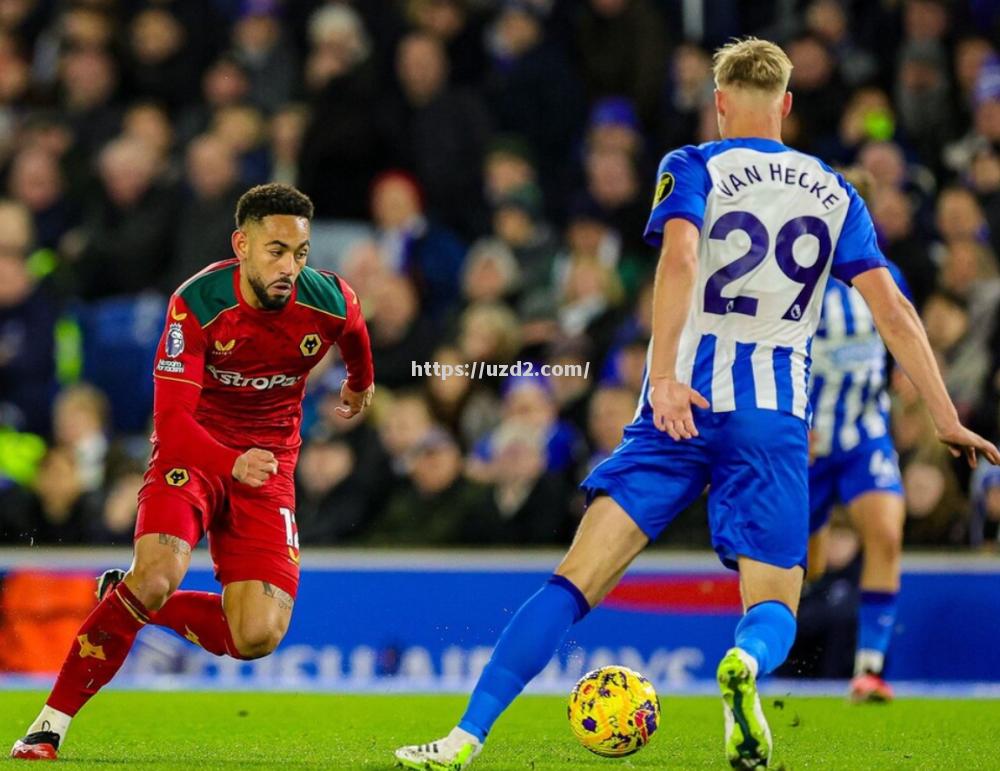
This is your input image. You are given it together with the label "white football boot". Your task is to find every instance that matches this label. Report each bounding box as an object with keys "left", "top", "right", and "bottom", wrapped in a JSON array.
[{"left": 394, "top": 726, "right": 482, "bottom": 770}]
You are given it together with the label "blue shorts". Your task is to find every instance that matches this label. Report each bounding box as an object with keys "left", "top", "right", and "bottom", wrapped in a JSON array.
[
  {"left": 580, "top": 409, "right": 809, "bottom": 571},
  {"left": 808, "top": 434, "right": 903, "bottom": 533}
]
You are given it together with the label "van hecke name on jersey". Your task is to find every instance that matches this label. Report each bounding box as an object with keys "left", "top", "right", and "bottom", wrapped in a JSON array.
[{"left": 716, "top": 163, "right": 841, "bottom": 210}]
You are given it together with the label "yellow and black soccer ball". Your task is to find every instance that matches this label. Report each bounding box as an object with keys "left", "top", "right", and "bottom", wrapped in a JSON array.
[{"left": 567, "top": 665, "right": 661, "bottom": 757}]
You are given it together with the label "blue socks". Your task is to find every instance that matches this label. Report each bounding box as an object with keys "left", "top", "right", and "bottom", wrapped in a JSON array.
[
  {"left": 856, "top": 590, "right": 898, "bottom": 674},
  {"left": 458, "top": 575, "right": 590, "bottom": 742},
  {"left": 734, "top": 600, "right": 797, "bottom": 677}
]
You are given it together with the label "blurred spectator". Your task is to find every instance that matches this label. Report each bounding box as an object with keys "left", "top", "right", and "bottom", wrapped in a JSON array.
[
  {"left": 545, "top": 339, "right": 593, "bottom": 430},
  {"left": 573, "top": 0, "right": 669, "bottom": 129},
  {"left": 923, "top": 289, "right": 990, "bottom": 420},
  {"left": 175, "top": 55, "right": 251, "bottom": 146},
  {"left": 820, "top": 87, "right": 897, "bottom": 165},
  {"left": 122, "top": 101, "right": 176, "bottom": 179},
  {"left": 896, "top": 42, "right": 953, "bottom": 170},
  {"left": 554, "top": 253, "right": 625, "bottom": 363},
  {"left": 298, "top": 3, "right": 382, "bottom": 219},
  {"left": 871, "top": 186, "right": 936, "bottom": 308},
  {"left": 489, "top": 183, "right": 558, "bottom": 294},
  {"left": 469, "top": 376, "right": 584, "bottom": 479},
  {"left": 583, "top": 146, "right": 648, "bottom": 255},
  {"left": 368, "top": 273, "right": 437, "bottom": 389},
  {"left": 381, "top": 31, "right": 491, "bottom": 236},
  {"left": 935, "top": 186, "right": 989, "bottom": 245},
  {"left": 461, "top": 238, "right": 521, "bottom": 306},
  {"left": 371, "top": 170, "right": 466, "bottom": 317},
  {"left": 661, "top": 43, "right": 713, "bottom": 149},
  {"left": 51, "top": 383, "right": 108, "bottom": 493},
  {"left": 211, "top": 103, "right": 269, "bottom": 186},
  {"left": 971, "top": 465, "right": 1000, "bottom": 548},
  {"left": 405, "top": 0, "right": 488, "bottom": 87},
  {"left": 954, "top": 37, "right": 995, "bottom": 123},
  {"left": 424, "top": 343, "right": 501, "bottom": 446},
  {"left": 126, "top": 7, "right": 199, "bottom": 112},
  {"left": 56, "top": 46, "right": 120, "bottom": 157},
  {"left": 88, "top": 465, "right": 143, "bottom": 545},
  {"left": 482, "top": 134, "right": 538, "bottom": 207},
  {"left": 482, "top": 420, "right": 572, "bottom": 544},
  {"left": 30, "top": 6, "right": 116, "bottom": 88},
  {"left": 485, "top": 1, "right": 584, "bottom": 201},
  {"left": 457, "top": 301, "right": 521, "bottom": 369},
  {"left": 295, "top": 438, "right": 371, "bottom": 543},
  {"left": 2, "top": 447, "right": 99, "bottom": 545},
  {"left": 786, "top": 33, "right": 848, "bottom": 155},
  {"left": 231, "top": 0, "right": 297, "bottom": 113},
  {"left": 376, "top": 390, "right": 435, "bottom": 477},
  {"left": 71, "top": 137, "right": 177, "bottom": 299},
  {"left": 268, "top": 103, "right": 308, "bottom": 186},
  {"left": 805, "top": 0, "right": 877, "bottom": 87},
  {"left": 0, "top": 198, "right": 57, "bottom": 434},
  {"left": 6, "top": 146, "right": 77, "bottom": 251},
  {"left": 170, "top": 133, "right": 241, "bottom": 288},
  {"left": 369, "top": 426, "right": 491, "bottom": 544},
  {"left": 585, "top": 384, "right": 636, "bottom": 470}
]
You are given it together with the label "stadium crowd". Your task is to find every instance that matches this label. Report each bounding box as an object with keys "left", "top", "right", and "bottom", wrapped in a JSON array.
[{"left": 2, "top": 0, "right": 1000, "bottom": 556}]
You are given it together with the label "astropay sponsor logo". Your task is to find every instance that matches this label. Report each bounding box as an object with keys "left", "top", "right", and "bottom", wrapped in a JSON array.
[{"left": 206, "top": 365, "right": 301, "bottom": 390}]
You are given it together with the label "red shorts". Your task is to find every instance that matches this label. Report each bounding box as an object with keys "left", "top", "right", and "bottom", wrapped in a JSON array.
[{"left": 136, "top": 451, "right": 301, "bottom": 598}]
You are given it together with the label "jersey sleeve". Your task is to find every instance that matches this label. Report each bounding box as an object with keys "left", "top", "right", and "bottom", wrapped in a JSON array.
[
  {"left": 331, "top": 275, "right": 374, "bottom": 392},
  {"left": 151, "top": 295, "right": 241, "bottom": 478},
  {"left": 830, "top": 184, "right": 888, "bottom": 284},
  {"left": 643, "top": 146, "right": 711, "bottom": 247}
]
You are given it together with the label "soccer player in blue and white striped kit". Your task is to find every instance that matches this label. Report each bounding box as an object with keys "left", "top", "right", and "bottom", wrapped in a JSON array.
[
  {"left": 396, "top": 38, "right": 999, "bottom": 770},
  {"left": 806, "top": 170, "right": 911, "bottom": 702}
]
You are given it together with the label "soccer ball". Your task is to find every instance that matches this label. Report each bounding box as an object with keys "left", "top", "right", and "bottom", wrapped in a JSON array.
[{"left": 567, "top": 666, "right": 661, "bottom": 757}]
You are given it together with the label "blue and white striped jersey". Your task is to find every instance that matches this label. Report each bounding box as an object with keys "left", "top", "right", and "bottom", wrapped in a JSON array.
[
  {"left": 636, "top": 138, "right": 887, "bottom": 424},
  {"left": 809, "top": 265, "right": 909, "bottom": 458}
]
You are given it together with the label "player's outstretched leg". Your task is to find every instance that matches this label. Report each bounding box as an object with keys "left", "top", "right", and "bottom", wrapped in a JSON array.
[
  {"left": 11, "top": 534, "right": 189, "bottom": 760},
  {"left": 394, "top": 497, "right": 648, "bottom": 770},
  {"left": 847, "top": 492, "right": 903, "bottom": 703},
  {"left": 717, "top": 558, "right": 801, "bottom": 769}
]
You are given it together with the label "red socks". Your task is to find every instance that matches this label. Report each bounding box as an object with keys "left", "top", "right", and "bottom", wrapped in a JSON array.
[
  {"left": 150, "top": 591, "right": 243, "bottom": 658},
  {"left": 45, "top": 586, "right": 244, "bottom": 717},
  {"left": 47, "top": 583, "right": 150, "bottom": 716}
]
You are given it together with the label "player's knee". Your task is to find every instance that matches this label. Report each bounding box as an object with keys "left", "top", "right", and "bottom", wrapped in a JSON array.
[
  {"left": 231, "top": 621, "right": 285, "bottom": 659},
  {"left": 865, "top": 524, "right": 902, "bottom": 564},
  {"left": 126, "top": 566, "right": 179, "bottom": 612}
]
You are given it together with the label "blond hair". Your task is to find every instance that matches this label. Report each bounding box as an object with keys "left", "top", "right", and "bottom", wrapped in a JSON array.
[{"left": 713, "top": 37, "right": 792, "bottom": 93}]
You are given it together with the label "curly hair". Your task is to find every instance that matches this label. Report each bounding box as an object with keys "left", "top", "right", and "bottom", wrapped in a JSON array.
[{"left": 235, "top": 183, "right": 314, "bottom": 227}]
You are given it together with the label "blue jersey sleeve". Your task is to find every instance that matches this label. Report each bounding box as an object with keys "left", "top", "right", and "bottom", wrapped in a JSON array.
[
  {"left": 831, "top": 184, "right": 888, "bottom": 284},
  {"left": 643, "top": 146, "right": 711, "bottom": 247}
]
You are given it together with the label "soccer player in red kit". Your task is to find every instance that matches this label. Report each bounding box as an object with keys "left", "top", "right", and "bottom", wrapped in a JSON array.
[{"left": 11, "top": 184, "right": 375, "bottom": 760}]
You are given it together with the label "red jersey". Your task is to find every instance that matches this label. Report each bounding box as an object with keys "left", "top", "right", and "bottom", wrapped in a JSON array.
[{"left": 150, "top": 259, "right": 373, "bottom": 477}]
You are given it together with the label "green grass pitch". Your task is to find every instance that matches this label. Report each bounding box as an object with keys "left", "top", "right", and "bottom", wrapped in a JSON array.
[{"left": 1, "top": 691, "right": 996, "bottom": 769}]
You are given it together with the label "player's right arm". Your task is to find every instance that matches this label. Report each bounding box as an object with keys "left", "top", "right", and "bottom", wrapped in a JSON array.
[
  {"left": 644, "top": 147, "right": 712, "bottom": 440},
  {"left": 152, "top": 296, "right": 277, "bottom": 487}
]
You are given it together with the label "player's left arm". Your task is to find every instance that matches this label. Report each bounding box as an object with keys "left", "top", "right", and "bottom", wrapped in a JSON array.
[
  {"left": 332, "top": 275, "right": 374, "bottom": 418},
  {"left": 853, "top": 268, "right": 998, "bottom": 466},
  {"left": 836, "top": 188, "right": 1000, "bottom": 467}
]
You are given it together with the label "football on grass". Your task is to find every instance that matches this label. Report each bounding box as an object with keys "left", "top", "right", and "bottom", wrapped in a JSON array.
[{"left": 567, "top": 665, "right": 661, "bottom": 757}]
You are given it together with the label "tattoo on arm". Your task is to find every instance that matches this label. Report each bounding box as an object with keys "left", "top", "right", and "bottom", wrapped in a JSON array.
[
  {"left": 157, "top": 534, "right": 192, "bottom": 556},
  {"left": 261, "top": 581, "right": 293, "bottom": 611}
]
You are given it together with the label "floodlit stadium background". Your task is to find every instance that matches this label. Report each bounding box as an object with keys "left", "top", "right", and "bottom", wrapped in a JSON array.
[{"left": 1, "top": 0, "right": 1000, "bottom": 693}]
